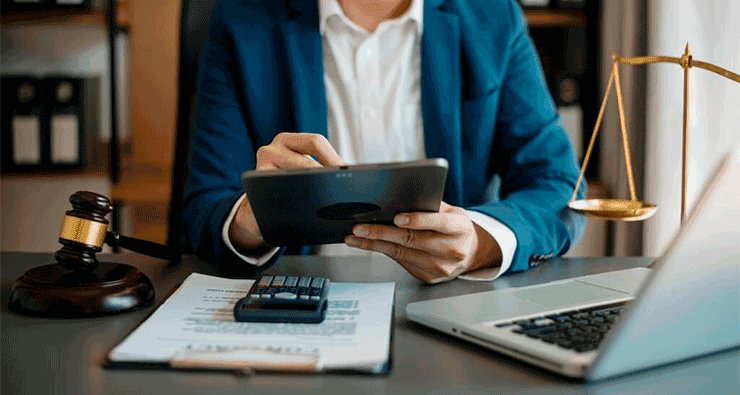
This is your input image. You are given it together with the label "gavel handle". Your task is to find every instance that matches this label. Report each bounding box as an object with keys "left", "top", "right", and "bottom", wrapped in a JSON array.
[{"left": 105, "top": 232, "right": 173, "bottom": 260}]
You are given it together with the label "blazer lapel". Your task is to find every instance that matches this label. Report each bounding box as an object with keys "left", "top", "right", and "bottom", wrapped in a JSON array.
[
  {"left": 422, "top": 0, "right": 462, "bottom": 204},
  {"left": 284, "top": 0, "right": 328, "bottom": 138}
]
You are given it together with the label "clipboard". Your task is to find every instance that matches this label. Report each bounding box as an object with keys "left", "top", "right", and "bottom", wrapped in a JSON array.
[{"left": 104, "top": 274, "right": 395, "bottom": 376}]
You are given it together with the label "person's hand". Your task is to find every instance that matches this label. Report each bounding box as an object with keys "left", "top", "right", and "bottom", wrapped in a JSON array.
[
  {"left": 229, "top": 133, "right": 345, "bottom": 253},
  {"left": 344, "top": 202, "right": 503, "bottom": 284}
]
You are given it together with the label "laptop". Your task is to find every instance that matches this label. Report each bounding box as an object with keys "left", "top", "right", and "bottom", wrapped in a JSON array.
[{"left": 406, "top": 146, "right": 739, "bottom": 380}]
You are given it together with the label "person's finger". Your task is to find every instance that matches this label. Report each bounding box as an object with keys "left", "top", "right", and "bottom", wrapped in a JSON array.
[
  {"left": 345, "top": 236, "right": 453, "bottom": 283},
  {"left": 273, "top": 132, "right": 345, "bottom": 166},
  {"left": 351, "top": 224, "right": 466, "bottom": 260},
  {"left": 393, "top": 212, "right": 468, "bottom": 235},
  {"left": 254, "top": 160, "right": 279, "bottom": 171},
  {"left": 255, "top": 144, "right": 320, "bottom": 169}
]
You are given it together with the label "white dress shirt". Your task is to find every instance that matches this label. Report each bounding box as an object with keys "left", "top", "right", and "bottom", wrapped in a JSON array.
[{"left": 222, "top": 0, "right": 517, "bottom": 281}]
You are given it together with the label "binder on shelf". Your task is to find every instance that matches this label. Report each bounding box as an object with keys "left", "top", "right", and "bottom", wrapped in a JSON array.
[
  {"left": 45, "top": 76, "right": 84, "bottom": 168},
  {"left": 551, "top": 74, "right": 583, "bottom": 161},
  {"left": 558, "top": 105, "right": 583, "bottom": 161},
  {"left": 1, "top": 76, "right": 45, "bottom": 171},
  {"left": 1, "top": 75, "right": 102, "bottom": 174}
]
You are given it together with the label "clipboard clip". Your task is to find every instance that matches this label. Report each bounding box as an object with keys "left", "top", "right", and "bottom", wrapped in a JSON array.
[{"left": 170, "top": 346, "right": 323, "bottom": 377}]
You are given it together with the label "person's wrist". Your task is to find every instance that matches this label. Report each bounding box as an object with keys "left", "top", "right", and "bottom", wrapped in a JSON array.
[
  {"left": 228, "top": 201, "right": 267, "bottom": 253},
  {"left": 466, "top": 223, "right": 503, "bottom": 273}
]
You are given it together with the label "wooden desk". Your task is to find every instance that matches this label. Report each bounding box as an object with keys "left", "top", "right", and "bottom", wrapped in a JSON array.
[{"left": 1, "top": 252, "right": 737, "bottom": 394}]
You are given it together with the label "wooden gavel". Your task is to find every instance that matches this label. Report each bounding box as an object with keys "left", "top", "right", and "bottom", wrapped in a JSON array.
[{"left": 55, "top": 191, "right": 172, "bottom": 271}]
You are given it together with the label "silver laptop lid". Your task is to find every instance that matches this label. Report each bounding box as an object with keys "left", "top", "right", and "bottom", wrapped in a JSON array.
[{"left": 587, "top": 146, "right": 740, "bottom": 380}]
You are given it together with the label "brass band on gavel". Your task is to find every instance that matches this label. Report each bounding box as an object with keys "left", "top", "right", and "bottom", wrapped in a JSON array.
[{"left": 59, "top": 215, "right": 108, "bottom": 248}]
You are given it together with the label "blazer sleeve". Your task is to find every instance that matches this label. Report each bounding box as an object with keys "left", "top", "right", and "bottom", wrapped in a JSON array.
[
  {"left": 181, "top": 3, "right": 285, "bottom": 275},
  {"left": 468, "top": 1, "right": 586, "bottom": 274}
]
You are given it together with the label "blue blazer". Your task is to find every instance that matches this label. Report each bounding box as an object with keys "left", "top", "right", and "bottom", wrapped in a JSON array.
[{"left": 183, "top": 0, "right": 586, "bottom": 276}]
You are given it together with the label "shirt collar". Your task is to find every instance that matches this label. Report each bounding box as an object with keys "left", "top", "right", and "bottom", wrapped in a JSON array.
[{"left": 319, "top": 0, "right": 423, "bottom": 36}]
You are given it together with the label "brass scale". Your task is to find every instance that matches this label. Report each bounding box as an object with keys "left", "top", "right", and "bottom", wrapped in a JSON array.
[{"left": 568, "top": 45, "right": 740, "bottom": 224}]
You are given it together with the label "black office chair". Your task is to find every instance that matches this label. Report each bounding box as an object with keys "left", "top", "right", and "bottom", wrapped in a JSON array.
[{"left": 167, "top": 0, "right": 220, "bottom": 262}]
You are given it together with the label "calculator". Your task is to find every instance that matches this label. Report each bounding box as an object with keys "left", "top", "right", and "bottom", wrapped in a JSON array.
[{"left": 233, "top": 275, "right": 330, "bottom": 324}]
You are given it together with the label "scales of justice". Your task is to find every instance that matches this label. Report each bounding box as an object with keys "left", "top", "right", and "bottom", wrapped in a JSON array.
[{"left": 568, "top": 44, "right": 740, "bottom": 224}]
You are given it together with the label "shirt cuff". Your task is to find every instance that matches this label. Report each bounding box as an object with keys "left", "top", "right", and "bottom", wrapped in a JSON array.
[
  {"left": 222, "top": 193, "right": 280, "bottom": 266},
  {"left": 458, "top": 210, "right": 517, "bottom": 281}
]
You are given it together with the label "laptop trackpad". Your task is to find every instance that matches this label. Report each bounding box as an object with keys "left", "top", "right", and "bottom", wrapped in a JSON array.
[{"left": 517, "top": 281, "right": 629, "bottom": 310}]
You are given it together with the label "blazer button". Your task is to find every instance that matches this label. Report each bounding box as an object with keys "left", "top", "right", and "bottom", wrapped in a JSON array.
[{"left": 529, "top": 255, "right": 541, "bottom": 267}]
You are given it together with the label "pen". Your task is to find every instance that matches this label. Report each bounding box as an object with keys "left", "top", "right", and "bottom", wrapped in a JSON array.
[{"left": 169, "top": 347, "right": 323, "bottom": 376}]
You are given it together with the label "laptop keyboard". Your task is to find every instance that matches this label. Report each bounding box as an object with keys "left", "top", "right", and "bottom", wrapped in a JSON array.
[{"left": 495, "top": 301, "right": 628, "bottom": 353}]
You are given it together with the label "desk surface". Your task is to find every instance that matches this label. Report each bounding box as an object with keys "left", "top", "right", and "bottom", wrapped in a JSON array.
[{"left": 1, "top": 252, "right": 737, "bottom": 395}]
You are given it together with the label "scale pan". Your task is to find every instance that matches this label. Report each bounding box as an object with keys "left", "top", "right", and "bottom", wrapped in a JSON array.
[{"left": 568, "top": 199, "right": 658, "bottom": 221}]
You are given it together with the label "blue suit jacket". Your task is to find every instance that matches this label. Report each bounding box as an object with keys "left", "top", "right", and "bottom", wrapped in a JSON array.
[{"left": 183, "top": 0, "right": 586, "bottom": 276}]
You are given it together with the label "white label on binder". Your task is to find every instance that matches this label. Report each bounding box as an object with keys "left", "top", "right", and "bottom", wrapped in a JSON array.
[
  {"left": 12, "top": 116, "right": 41, "bottom": 165},
  {"left": 51, "top": 114, "right": 80, "bottom": 164}
]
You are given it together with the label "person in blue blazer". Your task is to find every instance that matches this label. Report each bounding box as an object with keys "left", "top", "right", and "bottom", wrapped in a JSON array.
[{"left": 182, "top": 0, "right": 586, "bottom": 283}]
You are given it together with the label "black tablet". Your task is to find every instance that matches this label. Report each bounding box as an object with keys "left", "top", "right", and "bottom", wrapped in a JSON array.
[{"left": 241, "top": 158, "right": 448, "bottom": 246}]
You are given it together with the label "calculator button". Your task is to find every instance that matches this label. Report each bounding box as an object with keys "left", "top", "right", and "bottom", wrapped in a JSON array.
[
  {"left": 272, "top": 276, "right": 286, "bottom": 286},
  {"left": 249, "top": 294, "right": 261, "bottom": 299},
  {"left": 298, "top": 277, "right": 311, "bottom": 287},
  {"left": 310, "top": 295, "right": 320, "bottom": 300},
  {"left": 285, "top": 276, "right": 299, "bottom": 287},
  {"left": 311, "top": 278, "right": 325, "bottom": 288},
  {"left": 261, "top": 294, "right": 272, "bottom": 299},
  {"left": 257, "top": 276, "right": 273, "bottom": 286},
  {"left": 274, "top": 292, "right": 298, "bottom": 300},
  {"left": 300, "top": 295, "right": 309, "bottom": 300}
]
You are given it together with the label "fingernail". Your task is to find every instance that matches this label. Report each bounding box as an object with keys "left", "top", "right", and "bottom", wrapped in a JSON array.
[
  {"left": 345, "top": 236, "right": 360, "bottom": 247},
  {"left": 395, "top": 214, "right": 409, "bottom": 226},
  {"left": 353, "top": 226, "right": 369, "bottom": 237}
]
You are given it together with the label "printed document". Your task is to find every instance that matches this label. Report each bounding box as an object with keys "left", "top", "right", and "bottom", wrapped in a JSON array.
[{"left": 108, "top": 274, "right": 395, "bottom": 373}]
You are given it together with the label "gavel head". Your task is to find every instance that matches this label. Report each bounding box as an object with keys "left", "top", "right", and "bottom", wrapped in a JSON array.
[{"left": 55, "top": 191, "right": 113, "bottom": 271}]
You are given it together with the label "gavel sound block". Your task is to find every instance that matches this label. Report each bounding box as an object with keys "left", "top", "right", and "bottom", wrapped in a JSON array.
[{"left": 9, "top": 191, "right": 163, "bottom": 318}]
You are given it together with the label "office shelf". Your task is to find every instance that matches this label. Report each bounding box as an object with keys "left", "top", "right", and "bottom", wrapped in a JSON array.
[
  {"left": 1, "top": 1, "right": 128, "bottom": 30},
  {"left": 2, "top": 11, "right": 104, "bottom": 27},
  {"left": 524, "top": 10, "right": 587, "bottom": 28}
]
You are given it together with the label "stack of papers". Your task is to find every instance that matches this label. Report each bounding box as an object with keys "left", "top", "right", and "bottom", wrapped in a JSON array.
[{"left": 107, "top": 274, "right": 395, "bottom": 374}]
